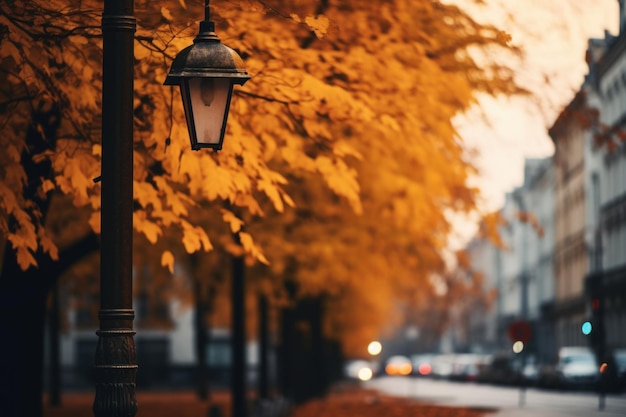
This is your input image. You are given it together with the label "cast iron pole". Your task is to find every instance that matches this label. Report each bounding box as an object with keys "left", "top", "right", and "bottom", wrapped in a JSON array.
[{"left": 93, "top": 1, "right": 137, "bottom": 416}]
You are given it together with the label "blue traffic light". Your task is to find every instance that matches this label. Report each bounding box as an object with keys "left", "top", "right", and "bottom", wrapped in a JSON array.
[{"left": 582, "top": 321, "right": 592, "bottom": 335}]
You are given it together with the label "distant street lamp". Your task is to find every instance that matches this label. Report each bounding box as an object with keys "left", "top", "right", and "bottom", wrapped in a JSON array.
[
  {"left": 367, "top": 341, "right": 382, "bottom": 378},
  {"left": 165, "top": 0, "right": 250, "bottom": 150},
  {"left": 367, "top": 340, "right": 382, "bottom": 356},
  {"left": 512, "top": 340, "right": 524, "bottom": 354}
]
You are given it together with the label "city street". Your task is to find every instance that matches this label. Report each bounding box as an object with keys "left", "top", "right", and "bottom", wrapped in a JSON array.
[{"left": 365, "top": 376, "right": 626, "bottom": 417}]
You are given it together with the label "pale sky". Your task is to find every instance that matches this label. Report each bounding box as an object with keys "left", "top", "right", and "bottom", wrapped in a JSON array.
[{"left": 447, "top": 0, "right": 619, "bottom": 248}]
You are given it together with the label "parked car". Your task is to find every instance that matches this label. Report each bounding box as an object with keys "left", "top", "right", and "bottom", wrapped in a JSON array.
[
  {"left": 539, "top": 346, "right": 598, "bottom": 390},
  {"left": 430, "top": 354, "right": 456, "bottom": 379},
  {"left": 410, "top": 353, "right": 435, "bottom": 377},
  {"left": 476, "top": 353, "right": 524, "bottom": 386},
  {"left": 450, "top": 354, "right": 488, "bottom": 382},
  {"left": 384, "top": 355, "right": 413, "bottom": 376},
  {"left": 613, "top": 349, "right": 626, "bottom": 391},
  {"left": 520, "top": 360, "right": 540, "bottom": 386}
]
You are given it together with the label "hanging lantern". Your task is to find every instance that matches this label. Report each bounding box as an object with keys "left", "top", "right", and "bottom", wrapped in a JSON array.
[{"left": 164, "top": 3, "right": 250, "bottom": 150}]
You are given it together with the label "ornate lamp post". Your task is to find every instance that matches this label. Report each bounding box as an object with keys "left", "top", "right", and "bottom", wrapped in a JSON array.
[
  {"left": 94, "top": 0, "right": 137, "bottom": 415},
  {"left": 95, "top": 1, "right": 248, "bottom": 416},
  {"left": 165, "top": 0, "right": 250, "bottom": 150}
]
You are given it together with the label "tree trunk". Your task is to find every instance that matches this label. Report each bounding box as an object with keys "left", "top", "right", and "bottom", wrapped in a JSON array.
[
  {"left": 258, "top": 293, "right": 269, "bottom": 400},
  {"left": 279, "top": 305, "right": 295, "bottom": 401},
  {"left": 0, "top": 86, "right": 60, "bottom": 417},
  {"left": 194, "top": 279, "right": 208, "bottom": 400},
  {"left": 0, "top": 257, "right": 49, "bottom": 417},
  {"left": 48, "top": 279, "right": 61, "bottom": 406},
  {"left": 0, "top": 73, "right": 101, "bottom": 417},
  {"left": 231, "top": 248, "right": 247, "bottom": 417},
  {"left": 0, "top": 233, "right": 99, "bottom": 417}
]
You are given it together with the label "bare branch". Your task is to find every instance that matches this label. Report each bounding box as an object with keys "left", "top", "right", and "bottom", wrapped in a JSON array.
[{"left": 235, "top": 90, "right": 297, "bottom": 106}]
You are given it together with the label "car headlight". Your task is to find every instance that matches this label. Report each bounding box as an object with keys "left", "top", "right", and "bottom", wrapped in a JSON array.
[{"left": 358, "top": 367, "right": 373, "bottom": 381}]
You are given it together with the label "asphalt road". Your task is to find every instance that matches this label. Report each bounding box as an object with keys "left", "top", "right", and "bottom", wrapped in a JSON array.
[{"left": 365, "top": 376, "right": 626, "bottom": 417}]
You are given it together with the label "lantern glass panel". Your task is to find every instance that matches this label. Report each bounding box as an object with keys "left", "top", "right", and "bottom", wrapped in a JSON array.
[{"left": 183, "top": 77, "right": 231, "bottom": 148}]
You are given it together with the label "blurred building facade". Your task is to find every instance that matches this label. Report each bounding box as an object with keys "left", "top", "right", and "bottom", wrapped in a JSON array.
[
  {"left": 464, "top": 157, "right": 555, "bottom": 363},
  {"left": 464, "top": 234, "right": 502, "bottom": 354},
  {"left": 584, "top": 2, "right": 626, "bottom": 352},
  {"left": 463, "top": 6, "right": 626, "bottom": 363},
  {"left": 517, "top": 158, "right": 557, "bottom": 362},
  {"left": 550, "top": 91, "right": 590, "bottom": 351}
]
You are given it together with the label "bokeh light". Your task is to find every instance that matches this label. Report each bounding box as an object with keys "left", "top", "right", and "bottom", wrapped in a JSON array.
[
  {"left": 358, "top": 367, "right": 373, "bottom": 381},
  {"left": 367, "top": 341, "right": 382, "bottom": 356},
  {"left": 582, "top": 321, "right": 592, "bottom": 335},
  {"left": 512, "top": 341, "right": 524, "bottom": 354},
  {"left": 600, "top": 362, "right": 608, "bottom": 374},
  {"left": 418, "top": 363, "right": 432, "bottom": 376},
  {"left": 385, "top": 362, "right": 412, "bottom": 376}
]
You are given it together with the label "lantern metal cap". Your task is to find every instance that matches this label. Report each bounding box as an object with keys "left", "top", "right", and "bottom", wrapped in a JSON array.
[{"left": 164, "top": 24, "right": 250, "bottom": 86}]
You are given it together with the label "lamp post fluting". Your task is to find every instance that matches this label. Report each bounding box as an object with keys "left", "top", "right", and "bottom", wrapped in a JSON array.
[{"left": 94, "top": 0, "right": 137, "bottom": 416}]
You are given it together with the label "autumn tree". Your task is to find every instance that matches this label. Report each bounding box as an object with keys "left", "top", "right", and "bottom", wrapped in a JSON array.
[
  {"left": 239, "top": 0, "right": 522, "bottom": 358},
  {"left": 1, "top": 0, "right": 523, "bottom": 413}
]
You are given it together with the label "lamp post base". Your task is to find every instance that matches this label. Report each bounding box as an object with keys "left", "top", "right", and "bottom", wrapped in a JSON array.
[{"left": 93, "top": 309, "right": 138, "bottom": 417}]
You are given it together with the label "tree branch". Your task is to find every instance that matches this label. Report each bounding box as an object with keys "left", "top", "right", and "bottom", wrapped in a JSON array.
[{"left": 235, "top": 90, "right": 297, "bottom": 106}]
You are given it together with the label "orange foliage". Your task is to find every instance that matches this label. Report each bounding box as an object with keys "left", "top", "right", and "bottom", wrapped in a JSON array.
[
  {"left": 477, "top": 211, "right": 508, "bottom": 249},
  {"left": 549, "top": 89, "right": 626, "bottom": 152},
  {"left": 1, "top": 0, "right": 523, "bottom": 353},
  {"left": 515, "top": 210, "right": 545, "bottom": 239}
]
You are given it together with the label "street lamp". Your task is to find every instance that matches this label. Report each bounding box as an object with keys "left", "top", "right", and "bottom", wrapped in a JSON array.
[
  {"left": 367, "top": 340, "right": 382, "bottom": 356},
  {"left": 95, "top": 1, "right": 248, "bottom": 416},
  {"left": 164, "top": 0, "right": 250, "bottom": 150}
]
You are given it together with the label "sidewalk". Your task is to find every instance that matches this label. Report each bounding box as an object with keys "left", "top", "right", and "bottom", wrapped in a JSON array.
[
  {"left": 43, "top": 386, "right": 495, "bottom": 417},
  {"left": 288, "top": 387, "right": 493, "bottom": 417},
  {"left": 44, "top": 391, "right": 232, "bottom": 417},
  {"left": 486, "top": 394, "right": 626, "bottom": 417},
  {"left": 366, "top": 376, "right": 626, "bottom": 417}
]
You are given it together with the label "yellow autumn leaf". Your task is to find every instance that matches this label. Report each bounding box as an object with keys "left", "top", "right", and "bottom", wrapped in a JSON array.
[
  {"left": 304, "top": 15, "right": 329, "bottom": 39},
  {"left": 39, "top": 230, "right": 59, "bottom": 261},
  {"left": 16, "top": 246, "right": 37, "bottom": 270},
  {"left": 221, "top": 209, "right": 244, "bottom": 233},
  {"left": 160, "top": 6, "right": 173, "bottom": 22},
  {"left": 41, "top": 179, "right": 55, "bottom": 194},
  {"left": 381, "top": 114, "right": 401, "bottom": 132},
  {"left": 181, "top": 222, "right": 212, "bottom": 253},
  {"left": 161, "top": 250, "right": 175, "bottom": 273},
  {"left": 290, "top": 13, "right": 302, "bottom": 23},
  {"left": 238, "top": 231, "right": 269, "bottom": 265},
  {"left": 257, "top": 179, "right": 284, "bottom": 213},
  {"left": 0, "top": 183, "right": 18, "bottom": 214},
  {"left": 134, "top": 181, "right": 162, "bottom": 211},
  {"left": 133, "top": 211, "right": 162, "bottom": 244},
  {"left": 69, "top": 35, "right": 88, "bottom": 46},
  {"left": 89, "top": 212, "right": 101, "bottom": 234}
]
